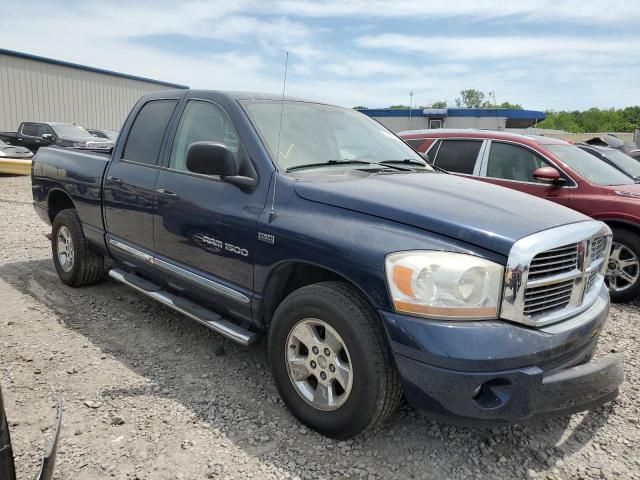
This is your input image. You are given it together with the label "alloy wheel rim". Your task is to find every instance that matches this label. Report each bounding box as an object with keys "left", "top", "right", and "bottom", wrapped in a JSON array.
[
  {"left": 285, "top": 318, "right": 353, "bottom": 411},
  {"left": 56, "top": 226, "right": 74, "bottom": 272},
  {"left": 605, "top": 241, "right": 640, "bottom": 292}
]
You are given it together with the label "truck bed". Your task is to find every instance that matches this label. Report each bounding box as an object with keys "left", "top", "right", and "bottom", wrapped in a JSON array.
[{"left": 32, "top": 146, "right": 111, "bottom": 248}]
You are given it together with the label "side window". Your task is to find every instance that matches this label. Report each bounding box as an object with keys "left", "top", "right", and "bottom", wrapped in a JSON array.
[
  {"left": 21, "top": 123, "right": 38, "bottom": 136},
  {"left": 169, "top": 100, "right": 242, "bottom": 173},
  {"left": 486, "top": 142, "right": 549, "bottom": 183},
  {"left": 122, "top": 99, "right": 178, "bottom": 165},
  {"left": 404, "top": 138, "right": 427, "bottom": 151},
  {"left": 432, "top": 140, "right": 482, "bottom": 174},
  {"left": 36, "top": 125, "right": 53, "bottom": 137}
]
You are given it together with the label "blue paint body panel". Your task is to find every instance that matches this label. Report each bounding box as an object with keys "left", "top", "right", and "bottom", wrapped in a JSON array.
[{"left": 30, "top": 89, "right": 621, "bottom": 423}]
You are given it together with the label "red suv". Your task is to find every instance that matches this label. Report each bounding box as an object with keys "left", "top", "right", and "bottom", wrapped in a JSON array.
[{"left": 399, "top": 129, "right": 640, "bottom": 302}]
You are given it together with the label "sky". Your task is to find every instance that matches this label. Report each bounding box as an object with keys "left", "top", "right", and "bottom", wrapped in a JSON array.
[{"left": 1, "top": 0, "right": 638, "bottom": 111}]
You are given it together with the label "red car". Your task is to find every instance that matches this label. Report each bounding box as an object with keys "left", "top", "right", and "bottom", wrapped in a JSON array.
[{"left": 399, "top": 129, "right": 640, "bottom": 302}]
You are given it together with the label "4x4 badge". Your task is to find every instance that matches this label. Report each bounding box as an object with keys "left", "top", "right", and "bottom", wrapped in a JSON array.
[{"left": 258, "top": 232, "right": 275, "bottom": 244}]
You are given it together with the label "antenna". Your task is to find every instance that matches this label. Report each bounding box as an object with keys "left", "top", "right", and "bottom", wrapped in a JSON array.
[{"left": 269, "top": 51, "right": 289, "bottom": 223}]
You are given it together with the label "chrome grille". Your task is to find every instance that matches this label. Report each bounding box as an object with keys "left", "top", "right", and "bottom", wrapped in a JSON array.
[
  {"left": 591, "top": 236, "right": 607, "bottom": 264},
  {"left": 524, "top": 279, "right": 574, "bottom": 316},
  {"left": 527, "top": 244, "right": 578, "bottom": 280},
  {"left": 501, "top": 222, "right": 612, "bottom": 328}
]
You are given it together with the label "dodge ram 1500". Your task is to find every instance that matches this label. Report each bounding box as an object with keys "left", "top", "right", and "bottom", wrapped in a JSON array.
[{"left": 31, "top": 90, "right": 623, "bottom": 438}]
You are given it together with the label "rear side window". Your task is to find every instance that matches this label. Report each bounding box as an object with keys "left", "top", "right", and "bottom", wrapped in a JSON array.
[
  {"left": 405, "top": 138, "right": 426, "bottom": 150},
  {"left": 122, "top": 99, "right": 178, "bottom": 165},
  {"left": 432, "top": 139, "right": 482, "bottom": 174}
]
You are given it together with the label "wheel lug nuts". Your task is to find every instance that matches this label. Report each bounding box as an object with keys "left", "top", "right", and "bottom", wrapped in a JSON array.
[
  {"left": 324, "top": 348, "right": 330, "bottom": 356},
  {"left": 329, "top": 364, "right": 335, "bottom": 372},
  {"left": 310, "top": 360, "right": 316, "bottom": 369},
  {"left": 320, "top": 372, "right": 327, "bottom": 380},
  {"left": 312, "top": 346, "right": 319, "bottom": 354}
]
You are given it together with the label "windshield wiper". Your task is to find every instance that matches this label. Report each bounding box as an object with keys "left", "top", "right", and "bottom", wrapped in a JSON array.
[
  {"left": 378, "top": 159, "right": 428, "bottom": 168},
  {"left": 285, "top": 160, "right": 374, "bottom": 173}
]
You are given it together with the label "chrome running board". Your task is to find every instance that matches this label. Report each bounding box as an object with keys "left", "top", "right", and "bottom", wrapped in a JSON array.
[{"left": 108, "top": 268, "right": 258, "bottom": 346}]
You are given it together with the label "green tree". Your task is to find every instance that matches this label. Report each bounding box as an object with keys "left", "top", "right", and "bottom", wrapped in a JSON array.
[
  {"left": 536, "top": 107, "right": 640, "bottom": 133},
  {"left": 352, "top": 106, "right": 368, "bottom": 110},
  {"left": 388, "top": 105, "right": 411, "bottom": 109},
  {"left": 431, "top": 100, "right": 447, "bottom": 108},
  {"left": 458, "top": 89, "right": 485, "bottom": 108}
]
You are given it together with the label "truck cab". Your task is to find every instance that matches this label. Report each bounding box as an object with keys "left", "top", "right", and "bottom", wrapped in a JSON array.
[{"left": 31, "top": 91, "right": 623, "bottom": 438}]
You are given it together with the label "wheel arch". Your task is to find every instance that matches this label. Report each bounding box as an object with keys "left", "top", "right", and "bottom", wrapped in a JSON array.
[
  {"left": 47, "top": 189, "right": 77, "bottom": 223},
  {"left": 258, "top": 260, "right": 381, "bottom": 328}
]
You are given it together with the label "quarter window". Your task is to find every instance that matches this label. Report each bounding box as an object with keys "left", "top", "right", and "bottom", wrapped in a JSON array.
[
  {"left": 486, "top": 142, "right": 549, "bottom": 183},
  {"left": 432, "top": 139, "right": 482, "bottom": 174},
  {"left": 122, "top": 99, "right": 178, "bottom": 165}
]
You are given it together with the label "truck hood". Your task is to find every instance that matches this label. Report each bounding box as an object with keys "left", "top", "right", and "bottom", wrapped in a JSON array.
[{"left": 293, "top": 172, "right": 589, "bottom": 256}]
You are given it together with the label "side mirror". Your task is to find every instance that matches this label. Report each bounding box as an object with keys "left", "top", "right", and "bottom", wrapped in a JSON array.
[
  {"left": 42, "top": 133, "right": 53, "bottom": 141},
  {"left": 533, "top": 166, "right": 564, "bottom": 184},
  {"left": 185, "top": 141, "right": 257, "bottom": 189},
  {"left": 186, "top": 142, "right": 237, "bottom": 177}
]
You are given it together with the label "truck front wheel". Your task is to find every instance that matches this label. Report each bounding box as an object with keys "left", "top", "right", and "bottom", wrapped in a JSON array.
[
  {"left": 268, "top": 281, "right": 402, "bottom": 438},
  {"left": 51, "top": 209, "right": 105, "bottom": 287}
]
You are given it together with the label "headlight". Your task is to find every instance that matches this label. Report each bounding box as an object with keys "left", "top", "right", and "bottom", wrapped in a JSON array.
[
  {"left": 73, "top": 142, "right": 87, "bottom": 148},
  {"left": 0, "top": 151, "right": 6, "bottom": 157},
  {"left": 385, "top": 251, "right": 504, "bottom": 320}
]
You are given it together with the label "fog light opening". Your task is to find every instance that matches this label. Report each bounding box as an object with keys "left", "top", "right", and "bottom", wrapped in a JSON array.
[{"left": 472, "top": 378, "right": 513, "bottom": 409}]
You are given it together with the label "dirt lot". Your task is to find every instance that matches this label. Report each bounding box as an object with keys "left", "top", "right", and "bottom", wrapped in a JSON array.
[{"left": 0, "top": 174, "right": 638, "bottom": 480}]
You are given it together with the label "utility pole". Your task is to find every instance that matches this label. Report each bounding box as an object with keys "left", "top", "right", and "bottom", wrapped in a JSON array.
[{"left": 409, "top": 91, "right": 414, "bottom": 127}]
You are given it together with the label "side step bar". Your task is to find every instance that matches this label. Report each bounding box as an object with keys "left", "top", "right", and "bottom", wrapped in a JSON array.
[{"left": 108, "top": 268, "right": 259, "bottom": 346}]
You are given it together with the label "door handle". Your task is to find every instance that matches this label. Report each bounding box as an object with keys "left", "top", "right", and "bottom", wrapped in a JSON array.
[
  {"left": 157, "top": 188, "right": 179, "bottom": 199},
  {"left": 107, "top": 176, "right": 122, "bottom": 184}
]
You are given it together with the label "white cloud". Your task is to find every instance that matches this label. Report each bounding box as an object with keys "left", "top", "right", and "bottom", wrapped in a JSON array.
[
  {"left": 356, "top": 34, "right": 636, "bottom": 61},
  {"left": 269, "top": 0, "right": 640, "bottom": 23},
  {"left": 0, "top": 0, "right": 638, "bottom": 112}
]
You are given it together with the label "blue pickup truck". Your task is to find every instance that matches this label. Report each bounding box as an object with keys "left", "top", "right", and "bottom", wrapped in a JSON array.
[{"left": 31, "top": 90, "right": 623, "bottom": 438}]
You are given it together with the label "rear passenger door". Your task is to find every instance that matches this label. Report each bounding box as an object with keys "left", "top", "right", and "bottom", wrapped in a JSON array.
[
  {"left": 429, "top": 139, "right": 484, "bottom": 176},
  {"left": 103, "top": 97, "right": 180, "bottom": 256},
  {"left": 478, "top": 140, "right": 572, "bottom": 205}
]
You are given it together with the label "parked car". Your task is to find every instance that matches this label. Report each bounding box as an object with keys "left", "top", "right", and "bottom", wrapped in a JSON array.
[
  {"left": 32, "top": 90, "right": 623, "bottom": 438},
  {"left": 578, "top": 143, "right": 640, "bottom": 182},
  {"left": 0, "top": 122, "right": 114, "bottom": 153},
  {"left": 88, "top": 129, "right": 119, "bottom": 141},
  {"left": 584, "top": 134, "right": 640, "bottom": 160},
  {"left": 0, "top": 385, "right": 62, "bottom": 480},
  {"left": 399, "top": 129, "right": 640, "bottom": 302},
  {"left": 0, "top": 139, "right": 33, "bottom": 175}
]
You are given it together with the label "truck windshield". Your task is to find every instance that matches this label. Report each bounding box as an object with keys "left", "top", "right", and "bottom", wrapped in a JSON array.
[
  {"left": 546, "top": 144, "right": 635, "bottom": 186},
  {"left": 51, "top": 124, "right": 95, "bottom": 139},
  {"left": 243, "top": 100, "right": 432, "bottom": 172},
  {"left": 602, "top": 149, "right": 640, "bottom": 178}
]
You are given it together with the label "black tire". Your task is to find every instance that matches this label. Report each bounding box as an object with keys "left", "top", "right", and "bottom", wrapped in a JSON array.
[
  {"left": 51, "top": 209, "right": 105, "bottom": 287},
  {"left": 268, "top": 281, "right": 402, "bottom": 438},
  {"left": 607, "top": 228, "right": 640, "bottom": 303}
]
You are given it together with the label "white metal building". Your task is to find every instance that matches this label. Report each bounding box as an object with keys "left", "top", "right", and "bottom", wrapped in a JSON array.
[{"left": 0, "top": 49, "right": 188, "bottom": 131}]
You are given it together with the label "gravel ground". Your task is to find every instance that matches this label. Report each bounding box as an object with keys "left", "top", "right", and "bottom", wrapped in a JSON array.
[{"left": 0, "top": 173, "right": 638, "bottom": 480}]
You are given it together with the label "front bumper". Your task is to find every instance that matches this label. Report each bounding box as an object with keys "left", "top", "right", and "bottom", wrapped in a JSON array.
[{"left": 381, "top": 284, "right": 623, "bottom": 424}]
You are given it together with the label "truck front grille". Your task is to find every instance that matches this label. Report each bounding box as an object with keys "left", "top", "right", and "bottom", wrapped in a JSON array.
[
  {"left": 527, "top": 244, "right": 578, "bottom": 280},
  {"left": 524, "top": 279, "right": 574, "bottom": 316},
  {"left": 501, "top": 223, "right": 611, "bottom": 328}
]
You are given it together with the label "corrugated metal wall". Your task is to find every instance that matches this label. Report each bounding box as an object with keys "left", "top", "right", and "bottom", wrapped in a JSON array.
[{"left": 0, "top": 53, "right": 175, "bottom": 131}]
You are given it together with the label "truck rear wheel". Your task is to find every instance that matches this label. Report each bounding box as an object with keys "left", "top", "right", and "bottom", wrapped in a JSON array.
[
  {"left": 268, "top": 281, "right": 402, "bottom": 438},
  {"left": 52, "top": 209, "right": 104, "bottom": 287},
  {"left": 607, "top": 228, "right": 640, "bottom": 302}
]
